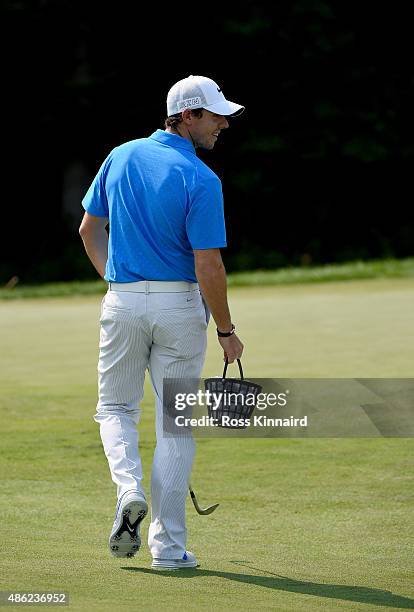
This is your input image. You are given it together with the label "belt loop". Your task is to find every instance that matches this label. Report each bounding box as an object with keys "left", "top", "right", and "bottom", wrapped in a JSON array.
[{"left": 145, "top": 281, "right": 149, "bottom": 295}]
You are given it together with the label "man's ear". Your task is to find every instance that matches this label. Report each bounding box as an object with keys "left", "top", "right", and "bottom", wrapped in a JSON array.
[{"left": 181, "top": 109, "right": 193, "bottom": 124}]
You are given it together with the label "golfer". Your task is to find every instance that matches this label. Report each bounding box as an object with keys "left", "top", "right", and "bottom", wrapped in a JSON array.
[{"left": 79, "top": 75, "right": 244, "bottom": 570}]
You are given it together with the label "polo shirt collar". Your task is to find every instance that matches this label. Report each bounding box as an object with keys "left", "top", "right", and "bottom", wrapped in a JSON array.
[{"left": 149, "top": 129, "right": 196, "bottom": 154}]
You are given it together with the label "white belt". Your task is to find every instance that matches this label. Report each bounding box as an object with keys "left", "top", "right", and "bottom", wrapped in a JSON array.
[{"left": 108, "top": 281, "right": 199, "bottom": 293}]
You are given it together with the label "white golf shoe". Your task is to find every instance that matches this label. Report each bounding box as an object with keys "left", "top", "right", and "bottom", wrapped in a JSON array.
[
  {"left": 109, "top": 490, "right": 148, "bottom": 559},
  {"left": 151, "top": 551, "right": 199, "bottom": 570}
]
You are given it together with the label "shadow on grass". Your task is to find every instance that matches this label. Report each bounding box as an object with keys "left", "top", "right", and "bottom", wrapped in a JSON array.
[{"left": 122, "top": 561, "right": 414, "bottom": 609}]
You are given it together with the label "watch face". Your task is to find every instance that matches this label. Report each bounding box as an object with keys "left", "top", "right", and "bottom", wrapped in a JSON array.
[{"left": 217, "top": 324, "right": 235, "bottom": 336}]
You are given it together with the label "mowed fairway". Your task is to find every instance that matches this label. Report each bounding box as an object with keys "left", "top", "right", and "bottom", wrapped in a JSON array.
[{"left": 0, "top": 279, "right": 413, "bottom": 611}]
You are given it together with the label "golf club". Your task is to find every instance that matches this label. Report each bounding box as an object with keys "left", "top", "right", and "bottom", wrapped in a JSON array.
[{"left": 189, "top": 484, "right": 219, "bottom": 515}]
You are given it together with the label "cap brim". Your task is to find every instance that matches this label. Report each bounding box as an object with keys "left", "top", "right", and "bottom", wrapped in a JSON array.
[{"left": 203, "top": 99, "right": 245, "bottom": 117}]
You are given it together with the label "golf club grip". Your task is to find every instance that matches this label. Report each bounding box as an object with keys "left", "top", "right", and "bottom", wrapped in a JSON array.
[{"left": 222, "top": 358, "right": 244, "bottom": 380}]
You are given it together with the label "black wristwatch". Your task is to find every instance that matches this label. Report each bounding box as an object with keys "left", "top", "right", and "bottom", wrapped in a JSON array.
[{"left": 217, "top": 323, "right": 235, "bottom": 337}]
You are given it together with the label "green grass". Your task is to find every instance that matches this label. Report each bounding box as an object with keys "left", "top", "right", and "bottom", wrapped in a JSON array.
[
  {"left": 1, "top": 257, "right": 414, "bottom": 299},
  {"left": 228, "top": 257, "right": 414, "bottom": 287},
  {"left": 0, "top": 279, "right": 413, "bottom": 611}
]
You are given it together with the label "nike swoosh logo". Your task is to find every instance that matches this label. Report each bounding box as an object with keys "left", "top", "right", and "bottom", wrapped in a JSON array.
[
  {"left": 125, "top": 522, "right": 135, "bottom": 533},
  {"left": 186, "top": 298, "right": 193, "bottom": 302},
  {"left": 217, "top": 87, "right": 222, "bottom": 92}
]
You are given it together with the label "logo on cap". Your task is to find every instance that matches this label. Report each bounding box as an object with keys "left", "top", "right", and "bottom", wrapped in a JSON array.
[{"left": 177, "top": 97, "right": 202, "bottom": 111}]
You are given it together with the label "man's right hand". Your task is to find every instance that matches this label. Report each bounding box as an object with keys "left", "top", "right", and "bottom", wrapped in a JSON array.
[{"left": 218, "top": 333, "right": 244, "bottom": 363}]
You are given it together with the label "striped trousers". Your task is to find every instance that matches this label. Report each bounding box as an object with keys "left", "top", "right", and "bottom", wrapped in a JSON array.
[{"left": 93, "top": 286, "right": 208, "bottom": 559}]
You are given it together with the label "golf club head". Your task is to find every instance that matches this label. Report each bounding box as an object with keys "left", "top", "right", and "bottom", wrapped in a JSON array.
[
  {"left": 189, "top": 486, "right": 219, "bottom": 515},
  {"left": 196, "top": 502, "right": 219, "bottom": 515}
]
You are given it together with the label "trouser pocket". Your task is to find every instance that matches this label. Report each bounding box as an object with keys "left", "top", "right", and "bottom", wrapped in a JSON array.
[{"left": 201, "top": 296, "right": 211, "bottom": 326}]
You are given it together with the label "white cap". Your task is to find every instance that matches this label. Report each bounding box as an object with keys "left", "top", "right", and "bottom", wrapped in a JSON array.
[{"left": 167, "top": 75, "right": 245, "bottom": 117}]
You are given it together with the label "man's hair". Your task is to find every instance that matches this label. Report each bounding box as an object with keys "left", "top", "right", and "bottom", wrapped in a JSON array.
[{"left": 164, "top": 108, "right": 204, "bottom": 130}]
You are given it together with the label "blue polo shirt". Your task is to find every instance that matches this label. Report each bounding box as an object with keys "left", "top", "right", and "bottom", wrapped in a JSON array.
[{"left": 82, "top": 129, "right": 227, "bottom": 283}]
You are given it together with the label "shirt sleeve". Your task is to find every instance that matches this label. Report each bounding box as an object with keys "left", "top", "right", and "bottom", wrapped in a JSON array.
[
  {"left": 186, "top": 175, "right": 227, "bottom": 249},
  {"left": 81, "top": 156, "right": 111, "bottom": 218}
]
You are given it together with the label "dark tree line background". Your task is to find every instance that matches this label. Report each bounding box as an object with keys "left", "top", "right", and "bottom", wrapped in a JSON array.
[{"left": 1, "top": 0, "right": 413, "bottom": 283}]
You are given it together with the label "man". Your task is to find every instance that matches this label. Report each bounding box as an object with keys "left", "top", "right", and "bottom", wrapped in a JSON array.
[{"left": 79, "top": 75, "right": 244, "bottom": 570}]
